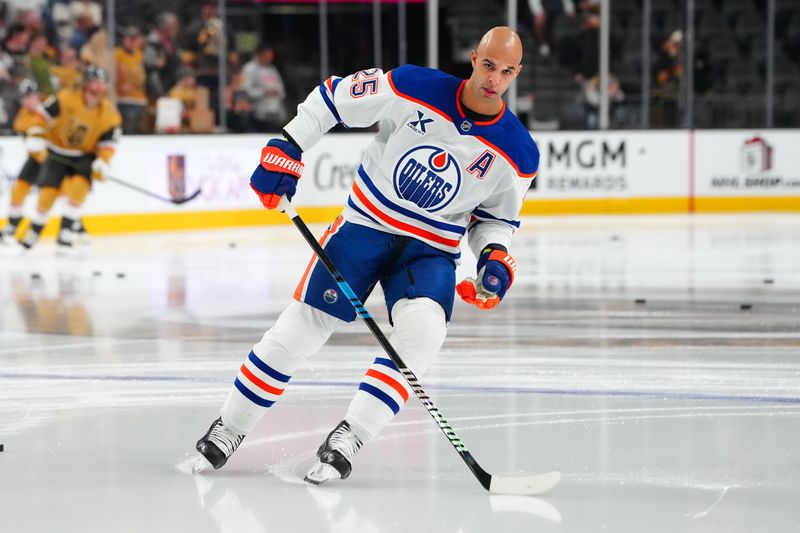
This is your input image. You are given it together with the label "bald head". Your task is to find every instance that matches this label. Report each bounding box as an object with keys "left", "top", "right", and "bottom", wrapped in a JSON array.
[
  {"left": 462, "top": 26, "right": 524, "bottom": 114},
  {"left": 476, "top": 26, "right": 523, "bottom": 66}
]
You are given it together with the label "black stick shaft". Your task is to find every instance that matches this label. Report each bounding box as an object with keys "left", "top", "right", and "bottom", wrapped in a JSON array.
[
  {"left": 47, "top": 153, "right": 200, "bottom": 205},
  {"left": 279, "top": 198, "right": 492, "bottom": 491}
]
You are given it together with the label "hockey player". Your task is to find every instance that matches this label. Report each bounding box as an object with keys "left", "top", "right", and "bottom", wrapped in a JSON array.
[
  {"left": 1, "top": 79, "right": 48, "bottom": 244},
  {"left": 15, "top": 65, "right": 121, "bottom": 249},
  {"left": 194, "top": 27, "right": 538, "bottom": 485}
]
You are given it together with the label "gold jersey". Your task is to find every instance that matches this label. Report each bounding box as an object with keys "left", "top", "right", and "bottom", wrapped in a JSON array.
[
  {"left": 43, "top": 88, "right": 122, "bottom": 161},
  {"left": 13, "top": 107, "right": 48, "bottom": 137},
  {"left": 114, "top": 47, "right": 147, "bottom": 104}
]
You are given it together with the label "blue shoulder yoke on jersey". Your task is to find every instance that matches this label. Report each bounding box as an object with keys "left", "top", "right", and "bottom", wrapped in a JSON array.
[{"left": 388, "top": 64, "right": 540, "bottom": 178}]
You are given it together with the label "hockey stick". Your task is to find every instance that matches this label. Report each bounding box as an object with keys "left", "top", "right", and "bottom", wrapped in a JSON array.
[
  {"left": 278, "top": 197, "right": 561, "bottom": 496},
  {"left": 48, "top": 153, "right": 202, "bottom": 205},
  {"left": 103, "top": 175, "right": 202, "bottom": 205}
]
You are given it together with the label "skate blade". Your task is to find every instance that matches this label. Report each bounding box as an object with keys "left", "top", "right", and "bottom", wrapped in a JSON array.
[
  {"left": 304, "top": 461, "right": 342, "bottom": 485},
  {"left": 176, "top": 453, "right": 215, "bottom": 475}
]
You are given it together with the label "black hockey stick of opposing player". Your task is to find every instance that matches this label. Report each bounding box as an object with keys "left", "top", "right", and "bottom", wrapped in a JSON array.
[
  {"left": 48, "top": 153, "right": 202, "bottom": 205},
  {"left": 103, "top": 175, "right": 202, "bottom": 205},
  {"left": 278, "top": 197, "right": 560, "bottom": 496}
]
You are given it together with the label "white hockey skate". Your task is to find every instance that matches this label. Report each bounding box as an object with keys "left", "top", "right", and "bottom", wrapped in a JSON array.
[
  {"left": 71, "top": 219, "right": 91, "bottom": 246},
  {"left": 305, "top": 420, "right": 363, "bottom": 485},
  {"left": 0, "top": 223, "right": 16, "bottom": 245},
  {"left": 56, "top": 228, "right": 74, "bottom": 248},
  {"left": 192, "top": 417, "right": 245, "bottom": 473}
]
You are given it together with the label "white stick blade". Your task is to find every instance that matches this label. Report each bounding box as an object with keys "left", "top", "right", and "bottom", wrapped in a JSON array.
[{"left": 489, "top": 471, "right": 561, "bottom": 496}]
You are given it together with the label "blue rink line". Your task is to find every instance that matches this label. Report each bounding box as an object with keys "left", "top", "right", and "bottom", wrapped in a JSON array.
[{"left": 2, "top": 371, "right": 800, "bottom": 406}]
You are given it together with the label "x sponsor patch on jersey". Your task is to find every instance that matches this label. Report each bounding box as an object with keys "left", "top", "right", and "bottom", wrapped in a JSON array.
[{"left": 407, "top": 110, "right": 434, "bottom": 135}]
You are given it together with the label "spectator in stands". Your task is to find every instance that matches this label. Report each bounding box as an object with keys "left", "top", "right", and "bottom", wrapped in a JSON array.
[
  {"left": 527, "top": 0, "right": 575, "bottom": 57},
  {"left": 167, "top": 66, "right": 198, "bottom": 132},
  {"left": 580, "top": 73, "right": 625, "bottom": 128},
  {"left": 241, "top": 43, "right": 286, "bottom": 132},
  {"left": 25, "top": 31, "right": 54, "bottom": 95},
  {"left": 68, "top": 0, "right": 101, "bottom": 28},
  {"left": 145, "top": 11, "right": 181, "bottom": 99},
  {"left": 115, "top": 26, "right": 147, "bottom": 134},
  {"left": 0, "top": 24, "right": 29, "bottom": 130},
  {"left": 558, "top": 9, "right": 602, "bottom": 87},
  {"left": 67, "top": 12, "right": 95, "bottom": 51},
  {"left": 0, "top": 3, "right": 7, "bottom": 42},
  {"left": 655, "top": 30, "right": 682, "bottom": 90},
  {"left": 575, "top": 0, "right": 599, "bottom": 14},
  {"left": 183, "top": 0, "right": 232, "bottom": 122},
  {"left": 20, "top": 8, "right": 45, "bottom": 35},
  {"left": 224, "top": 63, "right": 253, "bottom": 133},
  {"left": 652, "top": 30, "right": 683, "bottom": 126},
  {"left": 51, "top": 45, "right": 82, "bottom": 89}
]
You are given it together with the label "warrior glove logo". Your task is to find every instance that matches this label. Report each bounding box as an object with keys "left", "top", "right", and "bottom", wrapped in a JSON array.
[{"left": 393, "top": 145, "right": 461, "bottom": 212}]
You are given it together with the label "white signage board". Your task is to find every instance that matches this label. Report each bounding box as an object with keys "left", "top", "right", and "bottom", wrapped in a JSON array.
[{"left": 694, "top": 130, "right": 800, "bottom": 197}]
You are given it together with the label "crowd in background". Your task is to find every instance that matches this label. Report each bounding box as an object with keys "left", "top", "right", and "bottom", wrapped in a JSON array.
[
  {"left": 1, "top": 0, "right": 799, "bottom": 134},
  {"left": 0, "top": 0, "right": 287, "bottom": 135}
]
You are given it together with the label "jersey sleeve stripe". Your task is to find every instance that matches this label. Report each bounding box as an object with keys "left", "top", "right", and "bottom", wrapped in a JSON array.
[
  {"left": 472, "top": 208, "right": 521, "bottom": 229},
  {"left": 318, "top": 82, "right": 345, "bottom": 126},
  {"left": 357, "top": 166, "right": 466, "bottom": 235}
]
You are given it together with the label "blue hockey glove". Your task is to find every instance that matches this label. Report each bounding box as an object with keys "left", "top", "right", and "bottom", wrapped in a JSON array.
[
  {"left": 456, "top": 246, "right": 517, "bottom": 310},
  {"left": 250, "top": 138, "right": 304, "bottom": 209}
]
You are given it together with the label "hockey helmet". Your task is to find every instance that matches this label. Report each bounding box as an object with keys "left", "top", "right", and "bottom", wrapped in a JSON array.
[
  {"left": 84, "top": 65, "right": 109, "bottom": 83},
  {"left": 18, "top": 78, "right": 39, "bottom": 96}
]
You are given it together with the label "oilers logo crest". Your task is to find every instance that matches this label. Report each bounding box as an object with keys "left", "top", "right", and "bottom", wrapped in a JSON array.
[
  {"left": 323, "top": 288, "right": 338, "bottom": 304},
  {"left": 392, "top": 145, "right": 461, "bottom": 212}
]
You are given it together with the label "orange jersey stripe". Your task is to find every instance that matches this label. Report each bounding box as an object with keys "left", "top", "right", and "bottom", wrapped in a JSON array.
[
  {"left": 352, "top": 182, "right": 460, "bottom": 248},
  {"left": 293, "top": 214, "right": 345, "bottom": 301}
]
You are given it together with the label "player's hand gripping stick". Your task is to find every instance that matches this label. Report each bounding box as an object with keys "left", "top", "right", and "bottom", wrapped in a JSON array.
[
  {"left": 456, "top": 247, "right": 517, "bottom": 310},
  {"left": 250, "top": 138, "right": 304, "bottom": 209}
]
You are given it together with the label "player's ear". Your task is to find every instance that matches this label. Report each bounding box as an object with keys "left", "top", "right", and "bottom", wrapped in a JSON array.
[
  {"left": 515, "top": 64, "right": 523, "bottom": 78},
  {"left": 470, "top": 50, "right": 477, "bottom": 67}
]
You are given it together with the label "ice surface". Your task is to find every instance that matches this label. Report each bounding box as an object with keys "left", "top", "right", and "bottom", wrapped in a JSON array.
[{"left": 1, "top": 214, "right": 799, "bottom": 532}]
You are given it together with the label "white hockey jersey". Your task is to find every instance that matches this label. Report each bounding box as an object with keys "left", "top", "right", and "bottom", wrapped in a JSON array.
[{"left": 283, "top": 65, "right": 539, "bottom": 259}]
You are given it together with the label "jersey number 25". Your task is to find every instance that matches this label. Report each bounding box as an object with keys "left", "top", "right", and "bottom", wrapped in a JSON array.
[{"left": 350, "top": 69, "right": 379, "bottom": 98}]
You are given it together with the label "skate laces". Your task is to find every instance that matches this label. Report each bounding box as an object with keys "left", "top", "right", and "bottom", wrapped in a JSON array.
[
  {"left": 207, "top": 420, "right": 244, "bottom": 457},
  {"left": 328, "top": 423, "right": 362, "bottom": 463}
]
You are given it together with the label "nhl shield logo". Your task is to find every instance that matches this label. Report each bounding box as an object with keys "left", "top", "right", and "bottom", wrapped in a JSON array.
[
  {"left": 323, "top": 288, "right": 338, "bottom": 304},
  {"left": 460, "top": 120, "right": 472, "bottom": 132}
]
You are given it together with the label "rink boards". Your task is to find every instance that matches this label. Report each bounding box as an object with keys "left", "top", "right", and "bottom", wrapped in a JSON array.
[{"left": 0, "top": 130, "right": 798, "bottom": 236}]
